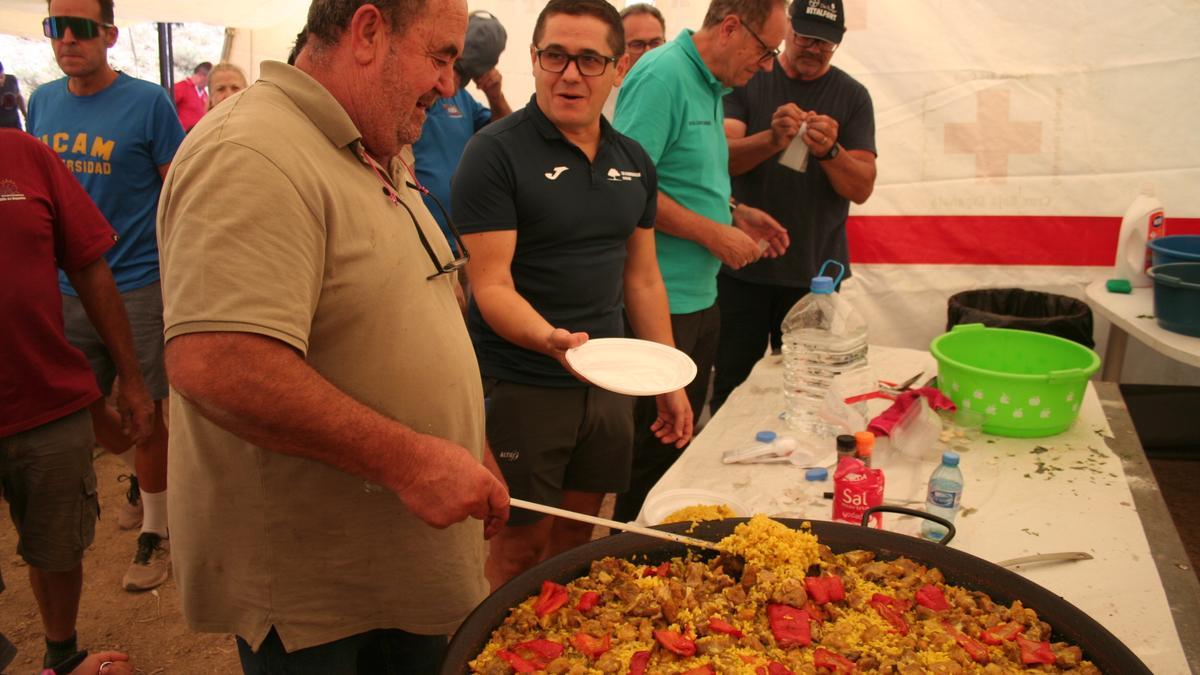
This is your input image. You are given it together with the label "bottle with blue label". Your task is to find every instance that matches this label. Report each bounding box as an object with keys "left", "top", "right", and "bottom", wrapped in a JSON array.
[{"left": 921, "top": 451, "right": 963, "bottom": 541}]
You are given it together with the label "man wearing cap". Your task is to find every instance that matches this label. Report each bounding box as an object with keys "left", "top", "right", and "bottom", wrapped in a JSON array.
[
  {"left": 611, "top": 0, "right": 791, "bottom": 522},
  {"left": 453, "top": 0, "right": 691, "bottom": 587},
  {"left": 710, "top": 0, "right": 877, "bottom": 413},
  {"left": 408, "top": 10, "right": 512, "bottom": 252}
]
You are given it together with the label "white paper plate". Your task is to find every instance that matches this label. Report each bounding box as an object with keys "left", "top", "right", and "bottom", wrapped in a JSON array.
[
  {"left": 565, "top": 338, "right": 697, "bottom": 397},
  {"left": 640, "top": 488, "right": 753, "bottom": 526}
]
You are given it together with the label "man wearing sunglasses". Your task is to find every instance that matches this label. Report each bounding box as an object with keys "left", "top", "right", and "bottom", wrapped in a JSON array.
[
  {"left": 158, "top": 0, "right": 509, "bottom": 670},
  {"left": 711, "top": 0, "right": 877, "bottom": 413},
  {"left": 27, "top": 0, "right": 185, "bottom": 595},
  {"left": 609, "top": 0, "right": 791, "bottom": 523},
  {"left": 453, "top": 0, "right": 691, "bottom": 587}
]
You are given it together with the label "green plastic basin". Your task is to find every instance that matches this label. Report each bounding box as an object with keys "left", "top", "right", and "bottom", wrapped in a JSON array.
[{"left": 930, "top": 324, "right": 1101, "bottom": 438}]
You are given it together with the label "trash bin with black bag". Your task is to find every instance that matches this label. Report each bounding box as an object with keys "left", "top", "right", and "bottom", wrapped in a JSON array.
[{"left": 946, "top": 288, "right": 1095, "bottom": 348}]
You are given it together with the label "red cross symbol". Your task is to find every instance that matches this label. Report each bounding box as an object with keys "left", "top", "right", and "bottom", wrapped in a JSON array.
[{"left": 944, "top": 88, "right": 1042, "bottom": 181}]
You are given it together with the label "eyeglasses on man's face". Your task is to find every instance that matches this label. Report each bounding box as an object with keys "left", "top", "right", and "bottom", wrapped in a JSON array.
[
  {"left": 738, "top": 18, "right": 780, "bottom": 65},
  {"left": 43, "top": 15, "right": 113, "bottom": 40},
  {"left": 626, "top": 38, "right": 665, "bottom": 54},
  {"left": 535, "top": 48, "right": 619, "bottom": 77},
  {"left": 791, "top": 32, "right": 838, "bottom": 53}
]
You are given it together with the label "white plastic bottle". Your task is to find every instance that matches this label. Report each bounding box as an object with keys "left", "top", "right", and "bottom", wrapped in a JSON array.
[
  {"left": 921, "top": 452, "right": 963, "bottom": 542},
  {"left": 780, "top": 260, "right": 869, "bottom": 436},
  {"left": 1114, "top": 185, "right": 1165, "bottom": 288}
]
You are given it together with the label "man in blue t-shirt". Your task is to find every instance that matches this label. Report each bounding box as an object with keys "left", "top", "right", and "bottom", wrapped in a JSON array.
[
  {"left": 28, "top": 0, "right": 184, "bottom": 595},
  {"left": 410, "top": 10, "right": 512, "bottom": 252}
]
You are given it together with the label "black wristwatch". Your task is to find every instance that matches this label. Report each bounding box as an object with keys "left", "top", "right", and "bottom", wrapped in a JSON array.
[{"left": 816, "top": 143, "right": 840, "bottom": 161}]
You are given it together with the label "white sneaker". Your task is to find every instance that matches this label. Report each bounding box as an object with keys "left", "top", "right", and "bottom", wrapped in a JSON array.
[{"left": 122, "top": 532, "right": 170, "bottom": 591}]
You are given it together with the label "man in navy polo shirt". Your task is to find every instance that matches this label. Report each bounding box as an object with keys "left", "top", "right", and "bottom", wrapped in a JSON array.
[{"left": 453, "top": 0, "right": 692, "bottom": 587}]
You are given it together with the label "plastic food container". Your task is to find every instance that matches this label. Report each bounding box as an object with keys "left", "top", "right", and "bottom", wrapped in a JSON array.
[
  {"left": 930, "top": 324, "right": 1101, "bottom": 438},
  {"left": 1148, "top": 235, "right": 1200, "bottom": 266},
  {"left": 1147, "top": 263, "right": 1200, "bottom": 337}
]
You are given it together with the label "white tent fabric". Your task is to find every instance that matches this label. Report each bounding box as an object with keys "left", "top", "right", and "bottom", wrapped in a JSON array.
[{"left": 4, "top": 0, "right": 1198, "bottom": 384}]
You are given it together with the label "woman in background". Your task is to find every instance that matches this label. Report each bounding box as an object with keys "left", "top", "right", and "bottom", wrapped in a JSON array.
[{"left": 207, "top": 62, "right": 247, "bottom": 109}]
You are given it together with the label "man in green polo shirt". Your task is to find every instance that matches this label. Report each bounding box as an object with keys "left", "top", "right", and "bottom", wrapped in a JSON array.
[{"left": 612, "top": 0, "right": 790, "bottom": 522}]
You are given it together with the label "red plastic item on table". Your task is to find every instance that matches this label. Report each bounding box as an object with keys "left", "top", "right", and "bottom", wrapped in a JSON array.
[{"left": 832, "top": 457, "right": 885, "bottom": 528}]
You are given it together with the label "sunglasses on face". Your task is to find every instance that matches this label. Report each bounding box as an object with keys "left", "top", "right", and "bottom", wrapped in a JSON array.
[{"left": 43, "top": 15, "right": 113, "bottom": 40}]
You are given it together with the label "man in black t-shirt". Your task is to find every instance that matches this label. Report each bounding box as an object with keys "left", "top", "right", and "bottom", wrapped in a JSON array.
[
  {"left": 0, "top": 61, "right": 28, "bottom": 131},
  {"left": 453, "top": 0, "right": 691, "bottom": 588},
  {"left": 712, "top": 0, "right": 878, "bottom": 412}
]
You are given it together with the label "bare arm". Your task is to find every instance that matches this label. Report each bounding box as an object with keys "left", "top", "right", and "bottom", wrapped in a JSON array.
[
  {"left": 474, "top": 69, "right": 512, "bottom": 121},
  {"left": 655, "top": 192, "right": 762, "bottom": 270},
  {"left": 623, "top": 227, "right": 693, "bottom": 447},
  {"left": 461, "top": 229, "right": 587, "bottom": 371},
  {"left": 800, "top": 113, "right": 876, "bottom": 204},
  {"left": 165, "top": 332, "right": 509, "bottom": 537},
  {"left": 63, "top": 257, "right": 154, "bottom": 443},
  {"left": 815, "top": 147, "right": 876, "bottom": 204}
]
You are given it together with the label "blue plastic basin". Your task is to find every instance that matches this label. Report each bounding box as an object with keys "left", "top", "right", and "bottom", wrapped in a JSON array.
[
  {"left": 1148, "top": 262, "right": 1200, "bottom": 337},
  {"left": 1148, "top": 235, "right": 1200, "bottom": 265}
]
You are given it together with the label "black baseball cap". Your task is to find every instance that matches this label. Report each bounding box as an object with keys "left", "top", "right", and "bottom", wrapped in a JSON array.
[{"left": 790, "top": 0, "right": 845, "bottom": 44}]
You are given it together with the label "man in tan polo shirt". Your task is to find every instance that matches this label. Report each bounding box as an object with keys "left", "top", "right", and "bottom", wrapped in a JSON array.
[{"left": 155, "top": 0, "right": 509, "bottom": 670}]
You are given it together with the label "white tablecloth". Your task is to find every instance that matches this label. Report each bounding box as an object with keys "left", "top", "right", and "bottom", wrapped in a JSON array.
[{"left": 641, "top": 345, "right": 1189, "bottom": 674}]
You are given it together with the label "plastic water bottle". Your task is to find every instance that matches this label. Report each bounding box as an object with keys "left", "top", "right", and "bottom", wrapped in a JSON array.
[
  {"left": 780, "top": 260, "right": 869, "bottom": 435},
  {"left": 921, "top": 452, "right": 963, "bottom": 542},
  {"left": 1114, "top": 185, "right": 1165, "bottom": 288}
]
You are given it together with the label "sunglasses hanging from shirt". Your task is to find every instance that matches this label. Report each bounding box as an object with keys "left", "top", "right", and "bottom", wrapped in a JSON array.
[{"left": 43, "top": 16, "right": 113, "bottom": 40}]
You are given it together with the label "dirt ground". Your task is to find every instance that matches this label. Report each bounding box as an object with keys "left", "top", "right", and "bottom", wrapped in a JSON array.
[{"left": 0, "top": 451, "right": 240, "bottom": 674}]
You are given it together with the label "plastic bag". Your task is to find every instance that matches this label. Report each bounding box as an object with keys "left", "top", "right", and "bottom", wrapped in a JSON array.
[
  {"left": 889, "top": 396, "right": 943, "bottom": 462},
  {"left": 817, "top": 368, "right": 876, "bottom": 434}
]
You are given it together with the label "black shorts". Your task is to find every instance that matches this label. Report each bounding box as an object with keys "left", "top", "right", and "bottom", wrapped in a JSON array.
[{"left": 484, "top": 379, "right": 634, "bottom": 526}]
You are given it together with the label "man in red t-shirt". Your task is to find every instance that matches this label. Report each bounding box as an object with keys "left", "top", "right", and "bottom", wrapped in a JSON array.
[
  {"left": 173, "top": 61, "right": 211, "bottom": 132},
  {"left": 0, "top": 128, "right": 153, "bottom": 670}
]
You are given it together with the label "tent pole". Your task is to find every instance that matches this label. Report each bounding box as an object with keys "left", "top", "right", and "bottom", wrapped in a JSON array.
[{"left": 158, "top": 22, "right": 175, "bottom": 96}]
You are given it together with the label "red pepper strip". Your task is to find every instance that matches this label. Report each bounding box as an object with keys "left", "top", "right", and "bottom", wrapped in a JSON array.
[
  {"left": 707, "top": 616, "right": 744, "bottom": 638},
  {"left": 980, "top": 621, "right": 1025, "bottom": 645},
  {"left": 869, "top": 594, "right": 910, "bottom": 635},
  {"left": 941, "top": 622, "right": 989, "bottom": 664},
  {"left": 570, "top": 632, "right": 611, "bottom": 660},
  {"left": 628, "top": 650, "right": 651, "bottom": 675},
  {"left": 766, "top": 603, "right": 812, "bottom": 647},
  {"left": 532, "top": 580, "right": 569, "bottom": 618},
  {"left": 1017, "top": 636, "right": 1056, "bottom": 665},
  {"left": 804, "top": 601, "right": 827, "bottom": 623},
  {"left": 916, "top": 584, "right": 952, "bottom": 611},
  {"left": 575, "top": 591, "right": 600, "bottom": 612},
  {"left": 803, "top": 575, "right": 845, "bottom": 604},
  {"left": 765, "top": 662, "right": 795, "bottom": 675},
  {"left": 813, "top": 647, "right": 858, "bottom": 673},
  {"left": 654, "top": 629, "right": 697, "bottom": 657},
  {"left": 511, "top": 638, "right": 563, "bottom": 664},
  {"left": 804, "top": 576, "right": 830, "bottom": 604},
  {"left": 680, "top": 667, "right": 715, "bottom": 675},
  {"left": 497, "top": 649, "right": 538, "bottom": 673},
  {"left": 641, "top": 561, "right": 670, "bottom": 578}
]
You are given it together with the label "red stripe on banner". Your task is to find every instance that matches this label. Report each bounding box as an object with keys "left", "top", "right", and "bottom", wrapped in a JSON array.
[{"left": 846, "top": 216, "right": 1200, "bottom": 266}]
